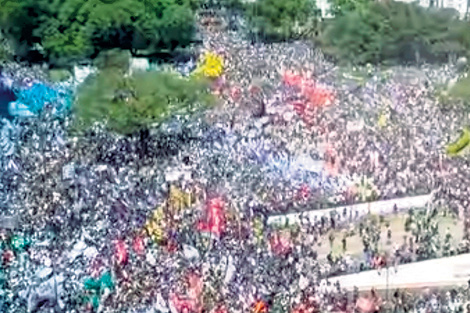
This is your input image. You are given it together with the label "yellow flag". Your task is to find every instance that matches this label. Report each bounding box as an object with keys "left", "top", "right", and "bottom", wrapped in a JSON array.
[
  {"left": 169, "top": 185, "right": 194, "bottom": 212},
  {"left": 153, "top": 207, "right": 164, "bottom": 222},
  {"left": 378, "top": 114, "right": 387, "bottom": 128},
  {"left": 169, "top": 186, "right": 185, "bottom": 211}
]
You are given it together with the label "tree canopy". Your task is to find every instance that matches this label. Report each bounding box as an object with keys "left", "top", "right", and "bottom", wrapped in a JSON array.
[
  {"left": 0, "top": 0, "right": 200, "bottom": 66},
  {"left": 321, "top": 1, "right": 470, "bottom": 65},
  {"left": 73, "top": 68, "right": 216, "bottom": 135},
  {"left": 244, "top": 0, "right": 319, "bottom": 42},
  {"left": 327, "top": 0, "right": 372, "bottom": 16}
]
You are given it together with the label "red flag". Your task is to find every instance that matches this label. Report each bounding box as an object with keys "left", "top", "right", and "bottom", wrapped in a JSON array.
[
  {"left": 166, "top": 237, "right": 179, "bottom": 253},
  {"left": 252, "top": 300, "right": 268, "bottom": 313},
  {"left": 304, "top": 86, "right": 334, "bottom": 108},
  {"left": 187, "top": 272, "right": 203, "bottom": 302},
  {"left": 282, "top": 70, "right": 334, "bottom": 128},
  {"left": 2, "top": 250, "right": 14, "bottom": 266},
  {"left": 170, "top": 293, "right": 199, "bottom": 313},
  {"left": 230, "top": 86, "right": 242, "bottom": 101},
  {"left": 197, "top": 198, "right": 226, "bottom": 236},
  {"left": 114, "top": 239, "right": 128, "bottom": 266},
  {"left": 283, "top": 71, "right": 304, "bottom": 87},
  {"left": 270, "top": 231, "right": 292, "bottom": 255},
  {"left": 290, "top": 100, "right": 307, "bottom": 116},
  {"left": 296, "top": 184, "right": 311, "bottom": 201},
  {"left": 356, "top": 297, "right": 376, "bottom": 313},
  {"left": 132, "top": 235, "right": 146, "bottom": 256}
]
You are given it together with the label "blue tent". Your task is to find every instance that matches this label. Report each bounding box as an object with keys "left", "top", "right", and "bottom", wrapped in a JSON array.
[{"left": 8, "top": 82, "right": 73, "bottom": 117}]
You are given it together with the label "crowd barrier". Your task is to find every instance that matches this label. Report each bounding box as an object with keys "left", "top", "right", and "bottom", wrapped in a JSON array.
[{"left": 267, "top": 194, "right": 432, "bottom": 226}]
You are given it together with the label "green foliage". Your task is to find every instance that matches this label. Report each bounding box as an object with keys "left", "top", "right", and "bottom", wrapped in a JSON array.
[
  {"left": 48, "top": 69, "right": 73, "bottom": 82},
  {"left": 0, "top": 35, "right": 12, "bottom": 63},
  {"left": 327, "top": 0, "right": 372, "bottom": 16},
  {"left": 0, "top": 0, "right": 198, "bottom": 65},
  {"left": 200, "top": 0, "right": 243, "bottom": 10},
  {"left": 0, "top": 47, "right": 9, "bottom": 63},
  {"left": 73, "top": 69, "right": 216, "bottom": 135},
  {"left": 220, "top": 0, "right": 245, "bottom": 10},
  {"left": 321, "top": 1, "right": 470, "bottom": 65},
  {"left": 93, "top": 49, "right": 131, "bottom": 74},
  {"left": 448, "top": 75, "right": 470, "bottom": 102},
  {"left": 244, "top": 0, "right": 319, "bottom": 42}
]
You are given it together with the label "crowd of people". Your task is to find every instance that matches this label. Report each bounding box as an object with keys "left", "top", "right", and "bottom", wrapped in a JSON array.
[{"left": 0, "top": 9, "right": 469, "bottom": 313}]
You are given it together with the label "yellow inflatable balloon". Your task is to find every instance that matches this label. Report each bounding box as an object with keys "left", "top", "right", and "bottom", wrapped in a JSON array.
[
  {"left": 446, "top": 127, "right": 470, "bottom": 156},
  {"left": 192, "top": 51, "right": 224, "bottom": 79}
]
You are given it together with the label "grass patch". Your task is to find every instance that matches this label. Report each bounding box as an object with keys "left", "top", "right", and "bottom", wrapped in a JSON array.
[{"left": 316, "top": 211, "right": 463, "bottom": 261}]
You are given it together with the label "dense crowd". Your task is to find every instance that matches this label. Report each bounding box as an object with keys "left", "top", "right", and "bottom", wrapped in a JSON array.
[{"left": 0, "top": 11, "right": 469, "bottom": 313}]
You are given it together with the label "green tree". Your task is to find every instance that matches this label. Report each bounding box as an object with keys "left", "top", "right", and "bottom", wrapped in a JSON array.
[
  {"left": 0, "top": 0, "right": 198, "bottom": 65},
  {"left": 73, "top": 69, "right": 216, "bottom": 135},
  {"left": 321, "top": 1, "right": 470, "bottom": 65},
  {"left": 93, "top": 49, "right": 131, "bottom": 73},
  {"left": 327, "top": 0, "right": 372, "bottom": 17},
  {"left": 0, "top": 33, "right": 12, "bottom": 63},
  {"left": 244, "top": 0, "right": 319, "bottom": 42}
]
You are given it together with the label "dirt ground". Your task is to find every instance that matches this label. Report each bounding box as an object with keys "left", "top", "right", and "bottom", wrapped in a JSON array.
[{"left": 312, "top": 211, "right": 464, "bottom": 261}]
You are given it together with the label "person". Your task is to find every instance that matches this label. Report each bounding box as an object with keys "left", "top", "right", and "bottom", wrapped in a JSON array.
[
  {"left": 378, "top": 254, "right": 387, "bottom": 275},
  {"left": 362, "top": 235, "right": 370, "bottom": 252},
  {"left": 353, "top": 286, "right": 359, "bottom": 306},
  {"left": 370, "top": 288, "right": 382, "bottom": 313},
  {"left": 393, "top": 289, "right": 402, "bottom": 313},
  {"left": 329, "top": 232, "right": 335, "bottom": 248},
  {"left": 327, "top": 252, "right": 333, "bottom": 265},
  {"left": 393, "top": 243, "right": 400, "bottom": 273},
  {"left": 443, "top": 239, "right": 451, "bottom": 257},
  {"left": 342, "top": 235, "right": 347, "bottom": 252},
  {"left": 446, "top": 227, "right": 452, "bottom": 242}
]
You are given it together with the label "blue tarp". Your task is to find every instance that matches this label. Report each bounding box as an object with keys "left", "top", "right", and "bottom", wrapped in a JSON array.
[{"left": 8, "top": 83, "right": 73, "bottom": 117}]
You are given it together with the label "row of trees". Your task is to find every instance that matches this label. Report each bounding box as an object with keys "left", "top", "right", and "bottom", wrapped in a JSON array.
[
  {"left": 321, "top": 1, "right": 470, "bottom": 65},
  {"left": 0, "top": 0, "right": 200, "bottom": 66},
  {"left": 230, "top": 0, "right": 470, "bottom": 66},
  {"left": 1, "top": 0, "right": 470, "bottom": 66},
  {"left": 0, "top": 0, "right": 320, "bottom": 65},
  {"left": 243, "top": 0, "right": 320, "bottom": 42},
  {"left": 3, "top": 0, "right": 470, "bottom": 139}
]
